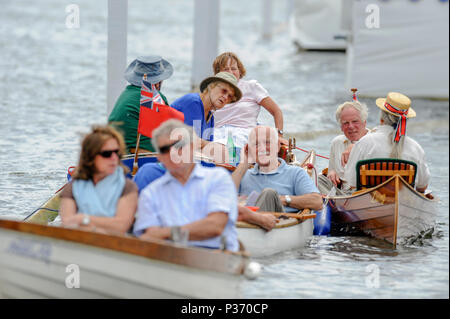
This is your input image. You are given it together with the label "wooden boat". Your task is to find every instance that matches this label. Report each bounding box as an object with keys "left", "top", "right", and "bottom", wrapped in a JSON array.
[
  {"left": 236, "top": 147, "right": 317, "bottom": 257},
  {"left": 0, "top": 156, "right": 258, "bottom": 298},
  {"left": 0, "top": 218, "right": 253, "bottom": 298},
  {"left": 329, "top": 175, "right": 438, "bottom": 248}
]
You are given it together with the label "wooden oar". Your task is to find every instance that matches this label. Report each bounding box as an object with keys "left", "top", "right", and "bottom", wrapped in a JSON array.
[{"left": 261, "top": 211, "right": 316, "bottom": 220}]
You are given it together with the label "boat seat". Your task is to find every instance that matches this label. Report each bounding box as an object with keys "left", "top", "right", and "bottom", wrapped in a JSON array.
[{"left": 356, "top": 158, "right": 417, "bottom": 190}]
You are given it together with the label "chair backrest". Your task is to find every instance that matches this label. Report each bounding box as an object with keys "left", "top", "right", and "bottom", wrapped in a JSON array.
[{"left": 356, "top": 158, "right": 417, "bottom": 190}]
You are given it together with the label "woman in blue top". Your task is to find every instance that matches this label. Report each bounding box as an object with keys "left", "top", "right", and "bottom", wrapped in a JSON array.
[
  {"left": 171, "top": 72, "right": 242, "bottom": 156},
  {"left": 59, "top": 125, "right": 138, "bottom": 234}
]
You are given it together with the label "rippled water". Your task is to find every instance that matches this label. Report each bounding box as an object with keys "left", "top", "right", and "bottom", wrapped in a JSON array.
[{"left": 0, "top": 0, "right": 448, "bottom": 298}]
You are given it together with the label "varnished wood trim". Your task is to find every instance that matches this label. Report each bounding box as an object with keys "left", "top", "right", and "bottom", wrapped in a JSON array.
[{"left": 393, "top": 176, "right": 399, "bottom": 248}]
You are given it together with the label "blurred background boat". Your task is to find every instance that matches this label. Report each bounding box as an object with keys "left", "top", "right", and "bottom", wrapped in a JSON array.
[{"left": 290, "top": 0, "right": 449, "bottom": 98}]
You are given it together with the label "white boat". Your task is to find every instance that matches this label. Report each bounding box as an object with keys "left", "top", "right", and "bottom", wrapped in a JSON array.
[
  {"left": 289, "top": 0, "right": 349, "bottom": 50},
  {"left": 237, "top": 213, "right": 315, "bottom": 258},
  {"left": 0, "top": 217, "right": 256, "bottom": 299},
  {"left": 236, "top": 149, "right": 317, "bottom": 257},
  {"left": 346, "top": 0, "right": 449, "bottom": 99}
]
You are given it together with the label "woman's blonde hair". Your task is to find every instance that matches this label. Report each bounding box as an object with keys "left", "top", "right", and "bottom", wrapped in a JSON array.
[
  {"left": 72, "top": 125, "right": 128, "bottom": 180},
  {"left": 212, "top": 52, "right": 246, "bottom": 78}
]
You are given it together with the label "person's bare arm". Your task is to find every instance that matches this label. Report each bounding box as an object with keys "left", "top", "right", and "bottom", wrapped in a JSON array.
[
  {"left": 260, "top": 97, "right": 284, "bottom": 135},
  {"left": 327, "top": 169, "right": 341, "bottom": 187},
  {"left": 279, "top": 193, "right": 323, "bottom": 211},
  {"left": 238, "top": 205, "right": 277, "bottom": 231},
  {"left": 59, "top": 197, "right": 78, "bottom": 222},
  {"left": 61, "top": 192, "right": 138, "bottom": 234},
  {"left": 141, "top": 212, "right": 229, "bottom": 241}
]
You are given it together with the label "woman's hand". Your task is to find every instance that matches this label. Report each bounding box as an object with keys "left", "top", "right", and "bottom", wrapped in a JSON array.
[{"left": 62, "top": 212, "right": 83, "bottom": 227}]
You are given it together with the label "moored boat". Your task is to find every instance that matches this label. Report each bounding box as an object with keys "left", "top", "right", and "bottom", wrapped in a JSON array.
[
  {"left": 329, "top": 175, "right": 438, "bottom": 247},
  {"left": 236, "top": 149, "right": 318, "bottom": 257}
]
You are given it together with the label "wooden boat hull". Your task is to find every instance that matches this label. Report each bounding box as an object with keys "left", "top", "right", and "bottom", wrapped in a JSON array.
[
  {"left": 0, "top": 219, "right": 250, "bottom": 299},
  {"left": 330, "top": 175, "right": 437, "bottom": 247},
  {"left": 237, "top": 218, "right": 314, "bottom": 257}
]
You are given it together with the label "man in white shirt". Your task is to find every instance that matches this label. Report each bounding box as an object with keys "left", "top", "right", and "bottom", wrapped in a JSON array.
[
  {"left": 343, "top": 92, "right": 430, "bottom": 193},
  {"left": 318, "top": 100, "right": 371, "bottom": 195},
  {"left": 133, "top": 119, "right": 239, "bottom": 251}
]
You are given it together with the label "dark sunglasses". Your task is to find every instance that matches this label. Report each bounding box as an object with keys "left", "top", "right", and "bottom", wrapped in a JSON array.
[
  {"left": 158, "top": 140, "right": 186, "bottom": 154},
  {"left": 98, "top": 149, "right": 120, "bottom": 158}
]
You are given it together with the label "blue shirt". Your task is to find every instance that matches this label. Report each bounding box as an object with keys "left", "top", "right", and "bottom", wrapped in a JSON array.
[
  {"left": 133, "top": 162, "right": 166, "bottom": 193},
  {"left": 133, "top": 161, "right": 217, "bottom": 192},
  {"left": 239, "top": 158, "right": 320, "bottom": 213},
  {"left": 171, "top": 93, "right": 214, "bottom": 141},
  {"left": 133, "top": 164, "right": 239, "bottom": 252}
]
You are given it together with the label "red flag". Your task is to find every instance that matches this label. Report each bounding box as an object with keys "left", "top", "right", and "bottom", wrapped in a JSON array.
[{"left": 137, "top": 102, "right": 185, "bottom": 138}]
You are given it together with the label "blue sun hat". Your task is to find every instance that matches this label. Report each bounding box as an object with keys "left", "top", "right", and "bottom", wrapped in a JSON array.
[{"left": 124, "top": 55, "right": 173, "bottom": 86}]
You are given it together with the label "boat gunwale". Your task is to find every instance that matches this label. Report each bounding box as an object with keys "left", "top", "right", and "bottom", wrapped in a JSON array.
[
  {"left": 330, "top": 174, "right": 437, "bottom": 203},
  {"left": 0, "top": 219, "right": 247, "bottom": 276}
]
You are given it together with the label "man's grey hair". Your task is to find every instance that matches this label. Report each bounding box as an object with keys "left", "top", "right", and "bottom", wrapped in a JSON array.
[
  {"left": 380, "top": 109, "right": 405, "bottom": 158},
  {"left": 335, "top": 101, "right": 369, "bottom": 124},
  {"left": 151, "top": 119, "right": 195, "bottom": 152}
]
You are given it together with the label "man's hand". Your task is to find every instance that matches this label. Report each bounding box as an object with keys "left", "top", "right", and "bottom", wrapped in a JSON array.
[
  {"left": 238, "top": 205, "right": 277, "bottom": 231},
  {"left": 341, "top": 143, "right": 355, "bottom": 167},
  {"left": 327, "top": 170, "right": 341, "bottom": 187},
  {"left": 279, "top": 137, "right": 288, "bottom": 146},
  {"left": 257, "top": 214, "right": 277, "bottom": 231}
]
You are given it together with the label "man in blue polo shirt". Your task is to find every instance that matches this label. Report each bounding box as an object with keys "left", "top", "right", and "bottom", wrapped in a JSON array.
[{"left": 232, "top": 126, "right": 323, "bottom": 213}]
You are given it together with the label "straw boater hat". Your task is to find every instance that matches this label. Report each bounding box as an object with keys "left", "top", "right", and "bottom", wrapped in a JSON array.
[
  {"left": 125, "top": 55, "right": 173, "bottom": 86},
  {"left": 375, "top": 92, "right": 416, "bottom": 118},
  {"left": 200, "top": 72, "right": 242, "bottom": 102},
  {"left": 376, "top": 92, "right": 415, "bottom": 142}
]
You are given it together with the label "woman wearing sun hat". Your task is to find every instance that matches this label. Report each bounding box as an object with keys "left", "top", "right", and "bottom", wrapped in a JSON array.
[
  {"left": 171, "top": 71, "right": 242, "bottom": 146},
  {"left": 342, "top": 92, "right": 430, "bottom": 193},
  {"left": 108, "top": 55, "right": 174, "bottom": 153}
]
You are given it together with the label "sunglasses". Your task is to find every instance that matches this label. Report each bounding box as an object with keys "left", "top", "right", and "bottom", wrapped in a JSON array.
[
  {"left": 98, "top": 149, "right": 120, "bottom": 158},
  {"left": 158, "top": 140, "right": 186, "bottom": 154}
]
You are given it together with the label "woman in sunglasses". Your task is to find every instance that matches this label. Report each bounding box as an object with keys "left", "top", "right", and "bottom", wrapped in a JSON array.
[{"left": 59, "top": 125, "right": 138, "bottom": 234}]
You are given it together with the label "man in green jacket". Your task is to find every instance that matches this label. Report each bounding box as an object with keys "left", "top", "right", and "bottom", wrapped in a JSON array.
[{"left": 108, "top": 56, "right": 173, "bottom": 153}]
